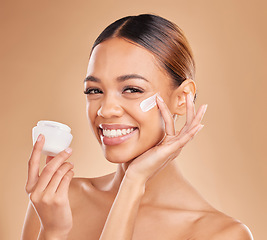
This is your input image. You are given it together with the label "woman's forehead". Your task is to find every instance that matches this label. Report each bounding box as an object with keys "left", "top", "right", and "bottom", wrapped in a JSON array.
[{"left": 87, "top": 38, "right": 163, "bottom": 79}]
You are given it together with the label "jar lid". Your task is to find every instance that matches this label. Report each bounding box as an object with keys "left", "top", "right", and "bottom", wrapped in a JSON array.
[{"left": 37, "top": 120, "right": 71, "bottom": 132}]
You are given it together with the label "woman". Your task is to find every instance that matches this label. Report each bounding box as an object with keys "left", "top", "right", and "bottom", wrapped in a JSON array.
[{"left": 21, "top": 14, "right": 253, "bottom": 239}]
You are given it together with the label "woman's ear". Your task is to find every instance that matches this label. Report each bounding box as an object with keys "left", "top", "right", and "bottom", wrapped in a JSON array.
[{"left": 170, "top": 79, "right": 196, "bottom": 116}]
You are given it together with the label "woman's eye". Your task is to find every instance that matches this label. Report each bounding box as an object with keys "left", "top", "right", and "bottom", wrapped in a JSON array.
[
  {"left": 123, "top": 87, "right": 144, "bottom": 94},
  {"left": 84, "top": 88, "right": 103, "bottom": 95}
]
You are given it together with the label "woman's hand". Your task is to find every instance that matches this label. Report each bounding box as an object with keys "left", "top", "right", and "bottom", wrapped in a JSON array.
[
  {"left": 126, "top": 92, "right": 207, "bottom": 185},
  {"left": 25, "top": 135, "right": 74, "bottom": 239}
]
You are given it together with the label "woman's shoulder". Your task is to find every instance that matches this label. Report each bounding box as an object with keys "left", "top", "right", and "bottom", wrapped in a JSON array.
[
  {"left": 151, "top": 205, "right": 253, "bottom": 239},
  {"left": 200, "top": 210, "right": 253, "bottom": 240}
]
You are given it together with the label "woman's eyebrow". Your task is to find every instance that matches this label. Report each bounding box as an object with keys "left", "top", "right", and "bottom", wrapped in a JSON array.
[
  {"left": 84, "top": 74, "right": 149, "bottom": 83},
  {"left": 117, "top": 74, "right": 149, "bottom": 82},
  {"left": 84, "top": 75, "right": 100, "bottom": 83}
]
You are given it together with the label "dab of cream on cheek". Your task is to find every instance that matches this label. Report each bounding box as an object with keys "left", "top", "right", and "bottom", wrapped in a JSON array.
[{"left": 140, "top": 93, "right": 158, "bottom": 112}]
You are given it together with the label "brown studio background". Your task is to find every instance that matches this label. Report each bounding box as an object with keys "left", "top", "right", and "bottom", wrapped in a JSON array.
[{"left": 1, "top": 0, "right": 266, "bottom": 239}]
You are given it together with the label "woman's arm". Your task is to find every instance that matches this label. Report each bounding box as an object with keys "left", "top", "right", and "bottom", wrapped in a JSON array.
[
  {"left": 21, "top": 202, "right": 41, "bottom": 240},
  {"left": 21, "top": 203, "right": 52, "bottom": 240},
  {"left": 99, "top": 177, "right": 145, "bottom": 240},
  {"left": 22, "top": 135, "right": 74, "bottom": 240},
  {"left": 98, "top": 93, "right": 207, "bottom": 240}
]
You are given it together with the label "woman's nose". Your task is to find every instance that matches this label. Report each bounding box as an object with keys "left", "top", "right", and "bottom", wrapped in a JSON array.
[{"left": 97, "top": 96, "right": 124, "bottom": 118}]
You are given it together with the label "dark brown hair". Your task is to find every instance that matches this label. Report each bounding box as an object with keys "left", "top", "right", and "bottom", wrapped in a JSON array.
[{"left": 91, "top": 14, "right": 196, "bottom": 99}]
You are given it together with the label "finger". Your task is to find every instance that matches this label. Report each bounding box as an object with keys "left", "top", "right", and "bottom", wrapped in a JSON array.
[
  {"left": 187, "top": 104, "right": 207, "bottom": 132},
  {"left": 34, "top": 148, "right": 73, "bottom": 192},
  {"left": 56, "top": 169, "right": 74, "bottom": 196},
  {"left": 180, "top": 103, "right": 207, "bottom": 136},
  {"left": 177, "top": 92, "right": 196, "bottom": 136},
  {"left": 144, "top": 124, "right": 204, "bottom": 180},
  {"left": 25, "top": 134, "right": 45, "bottom": 193},
  {"left": 44, "top": 162, "right": 74, "bottom": 193},
  {"left": 186, "top": 92, "right": 196, "bottom": 126},
  {"left": 168, "top": 124, "right": 204, "bottom": 152},
  {"left": 156, "top": 94, "right": 175, "bottom": 136},
  {"left": 150, "top": 124, "right": 203, "bottom": 170}
]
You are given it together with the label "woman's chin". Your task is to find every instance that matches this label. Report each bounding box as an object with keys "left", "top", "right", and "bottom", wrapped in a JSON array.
[
  {"left": 101, "top": 142, "right": 142, "bottom": 164},
  {"left": 101, "top": 137, "right": 164, "bottom": 164},
  {"left": 104, "top": 153, "right": 136, "bottom": 164}
]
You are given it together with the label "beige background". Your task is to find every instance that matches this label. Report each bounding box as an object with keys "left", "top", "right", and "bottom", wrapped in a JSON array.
[{"left": 1, "top": 0, "right": 266, "bottom": 239}]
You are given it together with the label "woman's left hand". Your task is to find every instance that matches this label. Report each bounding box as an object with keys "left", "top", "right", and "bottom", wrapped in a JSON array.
[{"left": 125, "top": 92, "right": 207, "bottom": 185}]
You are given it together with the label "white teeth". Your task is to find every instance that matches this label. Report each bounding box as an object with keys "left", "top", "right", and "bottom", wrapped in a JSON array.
[
  {"left": 110, "top": 130, "right": 116, "bottom": 136},
  {"left": 102, "top": 128, "right": 135, "bottom": 138}
]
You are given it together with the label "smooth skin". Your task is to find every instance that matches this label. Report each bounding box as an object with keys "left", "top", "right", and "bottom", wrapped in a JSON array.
[{"left": 21, "top": 38, "right": 253, "bottom": 240}]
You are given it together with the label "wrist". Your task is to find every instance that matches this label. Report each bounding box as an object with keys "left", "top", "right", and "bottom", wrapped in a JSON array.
[
  {"left": 125, "top": 168, "right": 148, "bottom": 184},
  {"left": 123, "top": 173, "right": 146, "bottom": 194},
  {"left": 39, "top": 228, "right": 70, "bottom": 240}
]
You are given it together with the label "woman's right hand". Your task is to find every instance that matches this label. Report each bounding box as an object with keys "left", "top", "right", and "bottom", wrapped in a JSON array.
[
  {"left": 25, "top": 134, "right": 74, "bottom": 239},
  {"left": 125, "top": 92, "right": 207, "bottom": 185}
]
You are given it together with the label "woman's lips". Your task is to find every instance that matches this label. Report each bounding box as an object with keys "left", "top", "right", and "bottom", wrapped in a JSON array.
[
  {"left": 99, "top": 123, "right": 136, "bottom": 130},
  {"left": 98, "top": 124, "right": 138, "bottom": 146}
]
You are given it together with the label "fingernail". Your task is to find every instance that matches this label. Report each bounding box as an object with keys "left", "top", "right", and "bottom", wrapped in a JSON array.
[
  {"left": 37, "top": 134, "right": 43, "bottom": 142},
  {"left": 204, "top": 104, "right": 208, "bottom": 113},
  {"left": 196, "top": 124, "right": 204, "bottom": 134},
  {"left": 65, "top": 147, "right": 72, "bottom": 154},
  {"left": 157, "top": 94, "right": 164, "bottom": 102}
]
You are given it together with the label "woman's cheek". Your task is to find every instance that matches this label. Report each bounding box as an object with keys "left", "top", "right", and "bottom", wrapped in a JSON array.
[
  {"left": 146, "top": 107, "right": 165, "bottom": 142},
  {"left": 87, "top": 103, "right": 101, "bottom": 143},
  {"left": 131, "top": 99, "right": 165, "bottom": 146}
]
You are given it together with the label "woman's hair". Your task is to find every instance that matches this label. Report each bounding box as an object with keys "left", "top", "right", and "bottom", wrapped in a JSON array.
[{"left": 90, "top": 14, "right": 196, "bottom": 99}]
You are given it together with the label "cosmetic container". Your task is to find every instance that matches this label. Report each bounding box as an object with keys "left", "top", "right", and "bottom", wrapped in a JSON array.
[{"left": 32, "top": 120, "right": 73, "bottom": 156}]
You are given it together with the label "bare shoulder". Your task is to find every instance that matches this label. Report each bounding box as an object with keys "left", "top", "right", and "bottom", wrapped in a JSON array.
[
  {"left": 205, "top": 211, "right": 253, "bottom": 240},
  {"left": 212, "top": 219, "right": 253, "bottom": 240}
]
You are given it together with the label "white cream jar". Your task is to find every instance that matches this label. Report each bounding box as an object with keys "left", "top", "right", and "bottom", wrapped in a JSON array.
[{"left": 32, "top": 120, "right": 73, "bottom": 156}]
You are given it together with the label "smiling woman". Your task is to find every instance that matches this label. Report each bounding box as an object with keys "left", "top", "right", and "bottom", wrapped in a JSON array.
[{"left": 21, "top": 14, "right": 253, "bottom": 240}]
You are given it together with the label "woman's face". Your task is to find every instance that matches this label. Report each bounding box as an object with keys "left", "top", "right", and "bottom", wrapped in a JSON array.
[{"left": 84, "top": 38, "right": 175, "bottom": 163}]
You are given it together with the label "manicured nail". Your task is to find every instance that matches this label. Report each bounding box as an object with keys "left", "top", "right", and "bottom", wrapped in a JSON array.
[
  {"left": 65, "top": 147, "right": 72, "bottom": 154},
  {"left": 157, "top": 94, "right": 164, "bottom": 102},
  {"left": 196, "top": 124, "right": 204, "bottom": 134},
  {"left": 204, "top": 104, "right": 208, "bottom": 113},
  {"left": 37, "top": 134, "right": 43, "bottom": 142}
]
